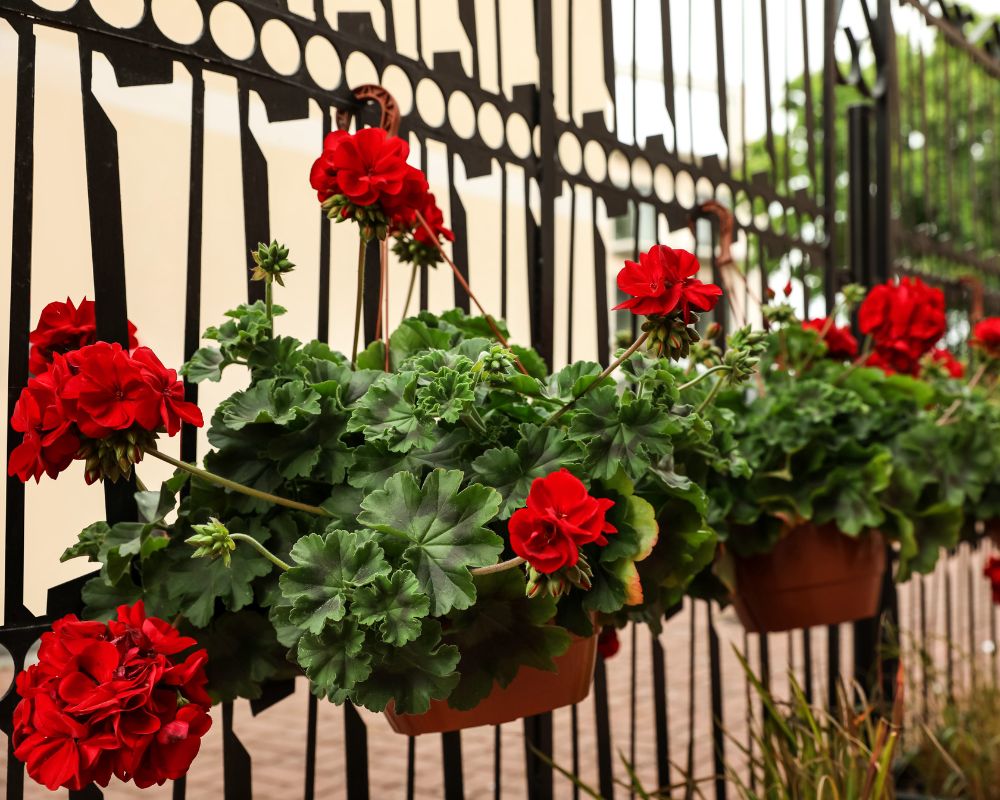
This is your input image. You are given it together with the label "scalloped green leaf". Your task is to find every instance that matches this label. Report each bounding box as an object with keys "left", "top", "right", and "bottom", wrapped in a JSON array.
[
  {"left": 347, "top": 372, "right": 437, "bottom": 453},
  {"left": 297, "top": 619, "right": 371, "bottom": 701},
  {"left": 358, "top": 469, "right": 503, "bottom": 615},
  {"left": 352, "top": 570, "right": 430, "bottom": 646},
  {"left": 220, "top": 379, "right": 321, "bottom": 430}
]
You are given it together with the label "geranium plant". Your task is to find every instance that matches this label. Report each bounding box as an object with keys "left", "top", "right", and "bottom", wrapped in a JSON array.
[{"left": 9, "top": 121, "right": 751, "bottom": 787}]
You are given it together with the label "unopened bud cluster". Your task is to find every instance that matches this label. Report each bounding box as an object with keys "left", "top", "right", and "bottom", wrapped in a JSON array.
[
  {"left": 723, "top": 326, "right": 767, "bottom": 386},
  {"left": 187, "top": 518, "right": 236, "bottom": 567},
  {"left": 251, "top": 241, "right": 295, "bottom": 285},
  {"left": 321, "top": 195, "right": 389, "bottom": 241},
  {"left": 642, "top": 313, "right": 702, "bottom": 360},
  {"left": 762, "top": 303, "right": 798, "bottom": 326},
  {"left": 392, "top": 236, "right": 441, "bottom": 268},
  {"left": 473, "top": 344, "right": 516, "bottom": 381},
  {"left": 526, "top": 556, "right": 593, "bottom": 599},
  {"left": 78, "top": 429, "right": 157, "bottom": 485}
]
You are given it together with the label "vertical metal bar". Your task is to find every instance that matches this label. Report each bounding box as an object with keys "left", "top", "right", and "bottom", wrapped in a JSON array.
[
  {"left": 660, "top": 0, "right": 677, "bottom": 154},
  {"left": 651, "top": 631, "right": 671, "bottom": 793},
  {"left": 827, "top": 625, "right": 840, "bottom": 710},
  {"left": 945, "top": 561, "right": 955, "bottom": 699},
  {"left": 684, "top": 607, "right": 697, "bottom": 798},
  {"left": 802, "top": 628, "right": 813, "bottom": 704},
  {"left": 172, "top": 777, "right": 186, "bottom": 800},
  {"left": 494, "top": 726, "right": 502, "bottom": 800},
  {"left": 759, "top": 0, "right": 778, "bottom": 181},
  {"left": 222, "top": 702, "right": 253, "bottom": 800},
  {"left": 237, "top": 81, "right": 268, "bottom": 305},
  {"left": 4, "top": 19, "right": 35, "bottom": 629},
  {"left": 822, "top": 0, "right": 838, "bottom": 310},
  {"left": 570, "top": 706, "right": 580, "bottom": 800},
  {"left": 442, "top": 731, "right": 465, "bottom": 800},
  {"left": 873, "top": 0, "right": 894, "bottom": 281},
  {"left": 943, "top": 38, "right": 955, "bottom": 236},
  {"left": 567, "top": 185, "right": 577, "bottom": 363},
  {"left": 707, "top": 604, "right": 726, "bottom": 800},
  {"left": 799, "top": 0, "right": 817, "bottom": 193},
  {"left": 919, "top": 35, "right": 931, "bottom": 223},
  {"left": 317, "top": 106, "right": 332, "bottom": 342},
  {"left": 593, "top": 656, "right": 615, "bottom": 799},
  {"left": 344, "top": 702, "right": 370, "bottom": 800},
  {"left": 848, "top": 104, "right": 873, "bottom": 288},
  {"left": 446, "top": 150, "right": 471, "bottom": 313},
  {"left": 713, "top": 0, "right": 730, "bottom": 170},
  {"left": 181, "top": 68, "right": 205, "bottom": 469},
  {"left": 407, "top": 736, "right": 416, "bottom": 800},
  {"left": 523, "top": 714, "right": 554, "bottom": 800},
  {"left": 969, "top": 545, "right": 978, "bottom": 690},
  {"left": 920, "top": 575, "right": 929, "bottom": 718},
  {"left": 535, "top": 0, "right": 557, "bottom": 366},
  {"left": 629, "top": 623, "right": 637, "bottom": 799},
  {"left": 304, "top": 693, "right": 318, "bottom": 800},
  {"left": 592, "top": 193, "right": 611, "bottom": 365}
]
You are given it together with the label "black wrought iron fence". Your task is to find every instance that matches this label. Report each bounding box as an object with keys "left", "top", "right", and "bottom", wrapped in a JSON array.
[{"left": 0, "top": 0, "right": 998, "bottom": 798}]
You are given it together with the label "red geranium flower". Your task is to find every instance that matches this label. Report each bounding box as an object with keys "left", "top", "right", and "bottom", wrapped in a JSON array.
[
  {"left": 508, "top": 469, "right": 617, "bottom": 574},
  {"left": 597, "top": 627, "right": 620, "bottom": 660},
  {"left": 859, "top": 277, "right": 945, "bottom": 375},
  {"left": 412, "top": 193, "right": 455, "bottom": 247},
  {"left": 132, "top": 347, "right": 204, "bottom": 436},
  {"left": 29, "top": 297, "right": 137, "bottom": 376},
  {"left": 925, "top": 347, "right": 965, "bottom": 378},
  {"left": 383, "top": 164, "right": 431, "bottom": 232},
  {"left": 12, "top": 602, "right": 211, "bottom": 791},
  {"left": 309, "top": 127, "right": 410, "bottom": 208},
  {"left": 62, "top": 342, "right": 159, "bottom": 437},
  {"left": 612, "top": 245, "right": 722, "bottom": 321},
  {"left": 985, "top": 556, "right": 1000, "bottom": 605},
  {"left": 972, "top": 318, "right": 1000, "bottom": 359},
  {"left": 802, "top": 318, "right": 858, "bottom": 360},
  {"left": 8, "top": 354, "right": 80, "bottom": 482}
]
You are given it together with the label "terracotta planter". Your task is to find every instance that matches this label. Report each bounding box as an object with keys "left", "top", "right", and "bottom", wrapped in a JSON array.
[
  {"left": 384, "top": 630, "right": 598, "bottom": 735},
  {"left": 732, "top": 522, "right": 886, "bottom": 633}
]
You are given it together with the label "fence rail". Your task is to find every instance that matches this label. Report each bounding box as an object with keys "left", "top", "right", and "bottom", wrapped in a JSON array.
[{"left": 0, "top": 0, "right": 997, "bottom": 797}]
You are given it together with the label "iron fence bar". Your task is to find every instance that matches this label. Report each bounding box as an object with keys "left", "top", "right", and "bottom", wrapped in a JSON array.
[
  {"left": 222, "top": 702, "right": 252, "bottom": 800},
  {"left": 593, "top": 656, "right": 615, "bottom": 799},
  {"left": 442, "top": 730, "right": 465, "bottom": 800},
  {"left": 304, "top": 693, "right": 318, "bottom": 800},
  {"left": 344, "top": 702, "right": 370, "bottom": 799},
  {"left": 651, "top": 632, "right": 671, "bottom": 793},
  {"left": 899, "top": 0, "right": 1000, "bottom": 80},
  {"left": 317, "top": 105, "right": 332, "bottom": 343},
  {"left": 535, "top": 0, "right": 557, "bottom": 368},
  {"left": 494, "top": 725, "right": 502, "bottom": 800},
  {"left": 523, "top": 713, "right": 554, "bottom": 800},
  {"left": 407, "top": 736, "right": 416, "bottom": 800},
  {"left": 822, "top": 0, "right": 838, "bottom": 309},
  {"left": 629, "top": 622, "right": 637, "bottom": 800},
  {"left": 707, "top": 604, "right": 726, "bottom": 800},
  {"left": 759, "top": 0, "right": 778, "bottom": 183},
  {"left": 713, "top": 0, "right": 730, "bottom": 171},
  {"left": 659, "top": 0, "right": 677, "bottom": 157}
]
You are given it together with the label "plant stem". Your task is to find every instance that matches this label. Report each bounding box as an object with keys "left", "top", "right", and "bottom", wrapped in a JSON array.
[
  {"left": 937, "top": 361, "right": 988, "bottom": 426},
  {"left": 381, "top": 238, "right": 390, "bottom": 372},
  {"left": 695, "top": 375, "right": 725, "bottom": 415},
  {"left": 546, "top": 331, "right": 650, "bottom": 427},
  {"left": 401, "top": 264, "right": 418, "bottom": 323},
  {"left": 144, "top": 448, "right": 331, "bottom": 518},
  {"left": 461, "top": 408, "right": 489, "bottom": 436},
  {"left": 677, "top": 364, "right": 730, "bottom": 392},
  {"left": 414, "top": 210, "right": 529, "bottom": 376},
  {"left": 470, "top": 556, "right": 525, "bottom": 576},
  {"left": 265, "top": 275, "right": 274, "bottom": 333},
  {"left": 135, "top": 475, "right": 148, "bottom": 492},
  {"left": 351, "top": 236, "right": 367, "bottom": 367},
  {"left": 229, "top": 533, "right": 292, "bottom": 571}
]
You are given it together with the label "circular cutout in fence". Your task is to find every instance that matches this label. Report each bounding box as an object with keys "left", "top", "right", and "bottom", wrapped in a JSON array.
[
  {"left": 715, "top": 182, "right": 733, "bottom": 213},
  {"left": 345, "top": 51, "right": 379, "bottom": 89},
  {"left": 631, "top": 157, "right": 652, "bottom": 195},
  {"left": 90, "top": 0, "right": 143, "bottom": 28},
  {"left": 653, "top": 164, "right": 674, "bottom": 203},
  {"left": 380, "top": 65, "right": 412, "bottom": 115},
  {"left": 305, "top": 36, "right": 341, "bottom": 90},
  {"left": 152, "top": 0, "right": 203, "bottom": 44},
  {"left": 448, "top": 91, "right": 476, "bottom": 139},
  {"left": 532, "top": 125, "right": 541, "bottom": 158},
  {"left": 752, "top": 195, "right": 769, "bottom": 230},
  {"left": 735, "top": 189, "right": 752, "bottom": 227},
  {"left": 696, "top": 177, "right": 714, "bottom": 204},
  {"left": 260, "top": 18, "right": 300, "bottom": 76},
  {"left": 506, "top": 113, "right": 532, "bottom": 158},
  {"left": 415, "top": 78, "right": 446, "bottom": 127},
  {"left": 558, "top": 132, "right": 582, "bottom": 175},
  {"left": 674, "top": 170, "right": 696, "bottom": 208},
  {"left": 607, "top": 150, "right": 630, "bottom": 189},
  {"left": 32, "top": 0, "right": 76, "bottom": 10},
  {"left": 583, "top": 140, "right": 606, "bottom": 182},
  {"left": 769, "top": 200, "right": 785, "bottom": 235},
  {"left": 477, "top": 102, "right": 504, "bottom": 150},
  {"left": 210, "top": 2, "right": 255, "bottom": 60}
]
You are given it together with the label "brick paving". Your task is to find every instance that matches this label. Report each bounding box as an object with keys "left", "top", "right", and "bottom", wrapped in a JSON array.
[{"left": 1, "top": 543, "right": 996, "bottom": 799}]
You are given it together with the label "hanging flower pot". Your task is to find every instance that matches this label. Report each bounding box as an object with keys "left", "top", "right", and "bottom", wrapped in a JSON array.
[
  {"left": 731, "top": 523, "right": 886, "bottom": 633},
  {"left": 384, "top": 628, "right": 598, "bottom": 735}
]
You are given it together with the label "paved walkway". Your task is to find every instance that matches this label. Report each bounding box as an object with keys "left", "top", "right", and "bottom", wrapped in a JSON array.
[{"left": 1, "top": 544, "right": 995, "bottom": 798}]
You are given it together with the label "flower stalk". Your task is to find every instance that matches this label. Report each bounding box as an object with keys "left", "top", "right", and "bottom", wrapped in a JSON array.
[
  {"left": 144, "top": 448, "right": 332, "bottom": 518},
  {"left": 677, "top": 364, "right": 730, "bottom": 392},
  {"left": 229, "top": 533, "right": 291, "bottom": 572},
  {"left": 351, "top": 236, "right": 367, "bottom": 367}
]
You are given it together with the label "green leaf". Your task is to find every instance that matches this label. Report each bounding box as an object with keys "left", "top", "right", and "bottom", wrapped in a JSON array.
[
  {"left": 347, "top": 372, "right": 437, "bottom": 453},
  {"left": 351, "top": 619, "right": 460, "bottom": 714},
  {"left": 182, "top": 346, "right": 226, "bottom": 383},
  {"left": 220, "top": 379, "right": 321, "bottom": 430},
  {"left": 352, "top": 570, "right": 430, "bottom": 646},
  {"left": 510, "top": 345, "right": 549, "bottom": 380},
  {"left": 61, "top": 521, "right": 111, "bottom": 562},
  {"left": 267, "top": 401, "right": 353, "bottom": 483},
  {"left": 297, "top": 619, "right": 372, "bottom": 701},
  {"left": 583, "top": 494, "right": 660, "bottom": 612},
  {"left": 570, "top": 386, "right": 677, "bottom": 481},
  {"left": 811, "top": 447, "right": 891, "bottom": 535},
  {"left": 472, "top": 424, "right": 584, "bottom": 517},
  {"left": 347, "top": 429, "right": 472, "bottom": 492},
  {"left": 80, "top": 574, "right": 142, "bottom": 620},
  {"left": 415, "top": 368, "right": 475, "bottom": 423},
  {"left": 358, "top": 469, "right": 504, "bottom": 615},
  {"left": 135, "top": 485, "right": 177, "bottom": 524},
  {"left": 547, "top": 361, "right": 607, "bottom": 401},
  {"left": 444, "top": 570, "right": 571, "bottom": 710},
  {"left": 280, "top": 530, "right": 391, "bottom": 635}
]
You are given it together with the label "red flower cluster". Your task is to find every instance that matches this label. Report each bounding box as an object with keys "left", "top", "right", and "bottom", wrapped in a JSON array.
[
  {"left": 858, "top": 277, "right": 946, "bottom": 375},
  {"left": 972, "top": 318, "right": 1000, "bottom": 359},
  {"left": 802, "top": 317, "right": 858, "bottom": 360},
  {"left": 8, "top": 341, "right": 202, "bottom": 483},
  {"left": 310, "top": 128, "right": 453, "bottom": 253},
  {"left": 13, "top": 602, "right": 211, "bottom": 791},
  {"left": 612, "top": 245, "right": 722, "bottom": 321},
  {"left": 925, "top": 347, "right": 965, "bottom": 378},
  {"left": 509, "top": 469, "right": 617, "bottom": 574},
  {"left": 29, "top": 297, "right": 137, "bottom": 376},
  {"left": 985, "top": 556, "right": 1000, "bottom": 605}
]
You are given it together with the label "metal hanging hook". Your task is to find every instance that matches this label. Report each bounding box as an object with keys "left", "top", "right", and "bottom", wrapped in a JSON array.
[{"left": 335, "top": 85, "right": 401, "bottom": 137}]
